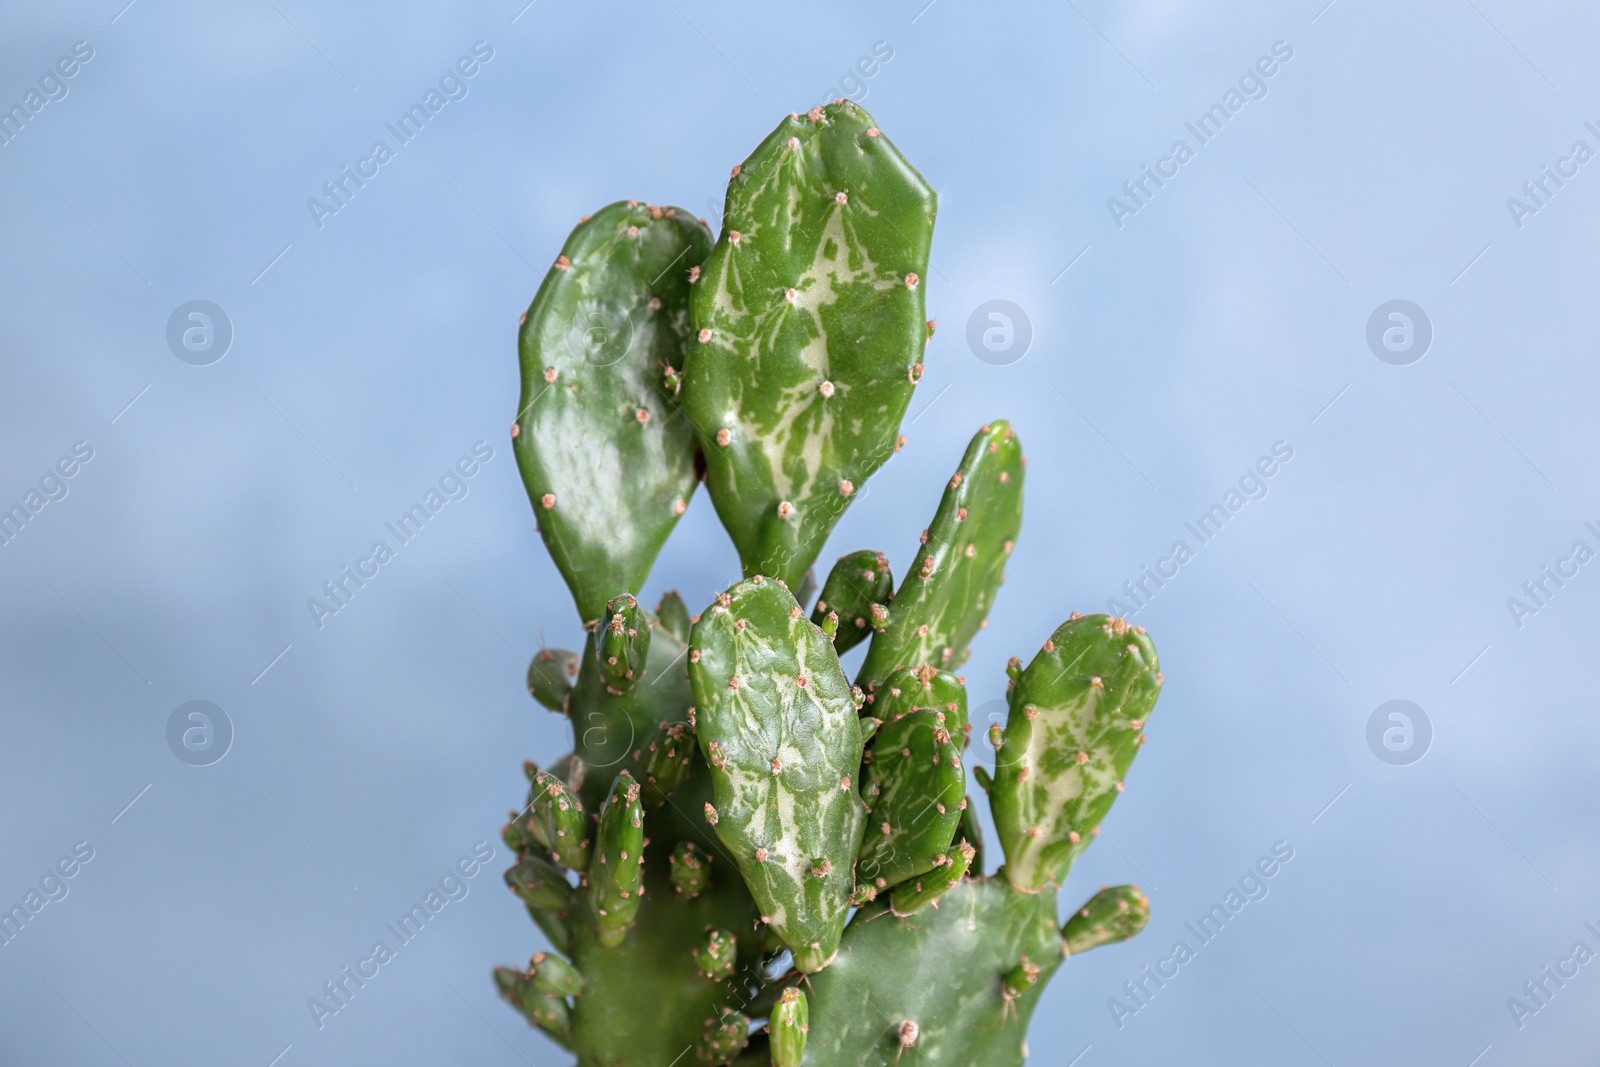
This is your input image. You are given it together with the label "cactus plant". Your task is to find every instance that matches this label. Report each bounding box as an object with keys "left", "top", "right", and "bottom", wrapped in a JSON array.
[{"left": 496, "top": 100, "right": 1165, "bottom": 1065}]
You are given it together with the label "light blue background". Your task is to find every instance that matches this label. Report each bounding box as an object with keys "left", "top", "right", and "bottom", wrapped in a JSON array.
[{"left": 2, "top": 1, "right": 1596, "bottom": 1063}]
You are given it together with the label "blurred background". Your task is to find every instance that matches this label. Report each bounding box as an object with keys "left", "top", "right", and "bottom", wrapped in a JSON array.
[{"left": 2, "top": 0, "right": 1596, "bottom": 1063}]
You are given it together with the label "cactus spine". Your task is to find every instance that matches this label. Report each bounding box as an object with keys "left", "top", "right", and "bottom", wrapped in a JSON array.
[{"left": 496, "top": 101, "right": 1166, "bottom": 1065}]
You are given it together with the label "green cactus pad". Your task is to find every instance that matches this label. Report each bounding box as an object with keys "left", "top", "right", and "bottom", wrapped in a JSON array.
[
  {"left": 990, "top": 614, "right": 1162, "bottom": 893},
  {"left": 515, "top": 201, "right": 712, "bottom": 625},
  {"left": 529, "top": 950, "right": 585, "bottom": 997},
  {"left": 689, "top": 576, "right": 868, "bottom": 972},
  {"left": 1063, "top": 884, "right": 1151, "bottom": 955},
  {"left": 857, "top": 422, "right": 1024, "bottom": 693},
  {"left": 769, "top": 986, "right": 809, "bottom": 1067},
  {"left": 505, "top": 853, "right": 575, "bottom": 912},
  {"left": 812, "top": 550, "right": 893, "bottom": 654},
  {"left": 864, "top": 664, "right": 969, "bottom": 747},
  {"left": 855, "top": 709, "right": 965, "bottom": 891},
  {"left": 589, "top": 771, "right": 646, "bottom": 948},
  {"left": 805, "top": 874, "right": 1061, "bottom": 1066},
  {"left": 656, "top": 590, "right": 693, "bottom": 643},
  {"left": 682, "top": 102, "right": 937, "bottom": 589},
  {"left": 888, "top": 838, "right": 973, "bottom": 916},
  {"left": 694, "top": 927, "right": 738, "bottom": 981},
  {"left": 670, "top": 841, "right": 713, "bottom": 899},
  {"left": 597, "top": 592, "right": 650, "bottom": 693},
  {"left": 528, "top": 648, "right": 579, "bottom": 712},
  {"left": 526, "top": 770, "right": 593, "bottom": 872}
]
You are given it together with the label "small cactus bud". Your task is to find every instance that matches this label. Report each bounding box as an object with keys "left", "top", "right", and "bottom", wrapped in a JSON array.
[
  {"left": 526, "top": 648, "right": 579, "bottom": 712},
  {"left": 504, "top": 854, "right": 573, "bottom": 912},
  {"left": 589, "top": 772, "right": 645, "bottom": 948},
  {"left": 1062, "top": 885, "right": 1150, "bottom": 955},
  {"left": 525, "top": 770, "right": 592, "bottom": 871},
  {"left": 693, "top": 928, "right": 738, "bottom": 981},
  {"left": 770, "top": 987, "right": 809, "bottom": 1067},
  {"left": 696, "top": 1008, "right": 750, "bottom": 1065},
  {"left": 1002, "top": 956, "right": 1041, "bottom": 1002},
  {"left": 644, "top": 721, "right": 696, "bottom": 800},
  {"left": 528, "top": 951, "right": 584, "bottom": 998}
]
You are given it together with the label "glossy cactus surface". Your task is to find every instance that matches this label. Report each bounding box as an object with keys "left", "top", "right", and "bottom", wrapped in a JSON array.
[
  {"left": 854, "top": 708, "right": 964, "bottom": 892},
  {"left": 682, "top": 102, "right": 937, "bottom": 590},
  {"left": 990, "top": 614, "right": 1162, "bottom": 893},
  {"left": 811, "top": 549, "right": 892, "bottom": 654},
  {"left": 856, "top": 420, "right": 1024, "bottom": 694},
  {"left": 515, "top": 200, "right": 712, "bottom": 626},
  {"left": 689, "top": 576, "right": 867, "bottom": 973},
  {"left": 495, "top": 104, "right": 1167, "bottom": 1066}
]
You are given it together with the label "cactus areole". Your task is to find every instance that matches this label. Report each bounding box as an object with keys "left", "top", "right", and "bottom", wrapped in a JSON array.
[{"left": 497, "top": 101, "right": 1165, "bottom": 1066}]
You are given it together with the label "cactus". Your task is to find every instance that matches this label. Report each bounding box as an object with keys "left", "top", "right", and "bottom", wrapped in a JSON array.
[
  {"left": 528, "top": 648, "right": 579, "bottom": 712},
  {"left": 589, "top": 771, "right": 646, "bottom": 948},
  {"left": 682, "top": 104, "right": 936, "bottom": 590},
  {"left": 856, "top": 420, "right": 1024, "bottom": 695},
  {"left": 769, "top": 987, "right": 809, "bottom": 1067},
  {"left": 694, "top": 927, "right": 740, "bottom": 981},
  {"left": 495, "top": 101, "right": 1167, "bottom": 1065},
  {"left": 514, "top": 200, "right": 712, "bottom": 627},
  {"left": 670, "top": 841, "right": 712, "bottom": 899},
  {"left": 689, "top": 574, "right": 867, "bottom": 973},
  {"left": 854, "top": 708, "right": 964, "bottom": 893},
  {"left": 811, "top": 550, "right": 893, "bottom": 653},
  {"left": 598, "top": 593, "right": 650, "bottom": 694},
  {"left": 526, "top": 769, "right": 592, "bottom": 871},
  {"left": 1063, "top": 885, "right": 1152, "bottom": 955},
  {"left": 989, "top": 614, "right": 1162, "bottom": 894},
  {"left": 868, "top": 663, "right": 970, "bottom": 747}
]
